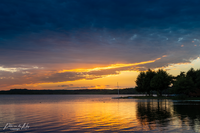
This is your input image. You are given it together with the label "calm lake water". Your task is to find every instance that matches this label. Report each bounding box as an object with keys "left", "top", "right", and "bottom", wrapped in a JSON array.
[{"left": 0, "top": 95, "right": 200, "bottom": 132}]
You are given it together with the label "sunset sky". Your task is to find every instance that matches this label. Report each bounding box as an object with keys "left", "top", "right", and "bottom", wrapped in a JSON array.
[{"left": 1, "top": 0, "right": 200, "bottom": 90}]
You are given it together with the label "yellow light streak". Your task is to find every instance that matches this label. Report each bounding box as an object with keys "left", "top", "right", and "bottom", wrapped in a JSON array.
[{"left": 59, "top": 57, "right": 162, "bottom": 73}]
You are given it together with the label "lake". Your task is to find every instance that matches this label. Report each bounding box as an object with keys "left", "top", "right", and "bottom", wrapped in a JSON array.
[{"left": 0, "top": 95, "right": 200, "bottom": 132}]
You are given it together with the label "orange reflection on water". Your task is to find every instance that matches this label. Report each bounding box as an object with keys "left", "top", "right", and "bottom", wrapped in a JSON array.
[
  {"left": 59, "top": 100, "right": 140, "bottom": 132},
  {"left": 1, "top": 95, "right": 200, "bottom": 132}
]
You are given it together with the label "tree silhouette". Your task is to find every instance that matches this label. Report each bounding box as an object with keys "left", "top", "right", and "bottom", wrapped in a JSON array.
[
  {"left": 150, "top": 69, "right": 172, "bottom": 97},
  {"left": 135, "top": 69, "right": 156, "bottom": 96},
  {"left": 143, "top": 69, "right": 156, "bottom": 96},
  {"left": 135, "top": 71, "right": 146, "bottom": 94},
  {"left": 172, "top": 68, "right": 200, "bottom": 95},
  {"left": 173, "top": 76, "right": 195, "bottom": 95}
]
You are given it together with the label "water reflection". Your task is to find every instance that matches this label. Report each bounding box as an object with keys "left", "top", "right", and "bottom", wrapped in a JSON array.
[
  {"left": 174, "top": 104, "right": 200, "bottom": 132},
  {"left": 136, "top": 99, "right": 172, "bottom": 131},
  {"left": 136, "top": 99, "right": 200, "bottom": 132},
  {"left": 0, "top": 95, "right": 200, "bottom": 132}
]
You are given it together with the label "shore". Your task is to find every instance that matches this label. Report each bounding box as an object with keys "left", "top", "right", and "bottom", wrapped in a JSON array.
[{"left": 115, "top": 96, "right": 200, "bottom": 100}]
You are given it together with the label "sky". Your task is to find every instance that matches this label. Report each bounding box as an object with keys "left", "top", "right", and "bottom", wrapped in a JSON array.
[{"left": 1, "top": 0, "right": 200, "bottom": 90}]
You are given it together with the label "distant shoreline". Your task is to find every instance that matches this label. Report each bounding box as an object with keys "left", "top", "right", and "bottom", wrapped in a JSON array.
[{"left": 0, "top": 88, "right": 139, "bottom": 95}]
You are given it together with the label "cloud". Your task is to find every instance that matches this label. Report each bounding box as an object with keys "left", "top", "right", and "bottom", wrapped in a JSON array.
[
  {"left": 56, "top": 84, "right": 108, "bottom": 90},
  {"left": 1, "top": 0, "right": 200, "bottom": 37},
  {"left": 0, "top": 58, "right": 153, "bottom": 87},
  {"left": 60, "top": 85, "right": 110, "bottom": 90},
  {"left": 130, "top": 34, "right": 137, "bottom": 40},
  {"left": 1, "top": 0, "right": 200, "bottom": 89},
  {"left": 178, "top": 38, "right": 183, "bottom": 42},
  {"left": 57, "top": 84, "right": 73, "bottom": 87}
]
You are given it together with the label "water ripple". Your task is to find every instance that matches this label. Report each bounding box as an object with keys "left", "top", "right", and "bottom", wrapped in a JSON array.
[{"left": 0, "top": 95, "right": 200, "bottom": 132}]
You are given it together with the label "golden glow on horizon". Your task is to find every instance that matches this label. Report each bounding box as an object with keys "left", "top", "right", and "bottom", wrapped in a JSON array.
[
  {"left": 9, "top": 70, "right": 139, "bottom": 90},
  {"left": 166, "top": 57, "right": 200, "bottom": 76},
  {"left": 6, "top": 56, "right": 200, "bottom": 90}
]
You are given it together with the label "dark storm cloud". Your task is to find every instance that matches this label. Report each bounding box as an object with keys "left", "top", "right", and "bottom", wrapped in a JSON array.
[
  {"left": 0, "top": 0, "right": 200, "bottom": 34},
  {"left": 1, "top": 0, "right": 200, "bottom": 87},
  {"left": 1, "top": 0, "right": 200, "bottom": 37}
]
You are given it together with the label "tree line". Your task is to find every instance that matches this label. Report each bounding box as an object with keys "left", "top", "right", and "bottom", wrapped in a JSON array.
[{"left": 135, "top": 68, "right": 200, "bottom": 97}]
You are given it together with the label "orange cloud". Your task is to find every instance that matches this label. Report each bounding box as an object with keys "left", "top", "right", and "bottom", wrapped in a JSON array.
[{"left": 0, "top": 56, "right": 166, "bottom": 90}]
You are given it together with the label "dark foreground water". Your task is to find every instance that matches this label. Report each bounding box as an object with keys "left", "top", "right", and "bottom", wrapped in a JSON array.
[{"left": 0, "top": 95, "right": 200, "bottom": 132}]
